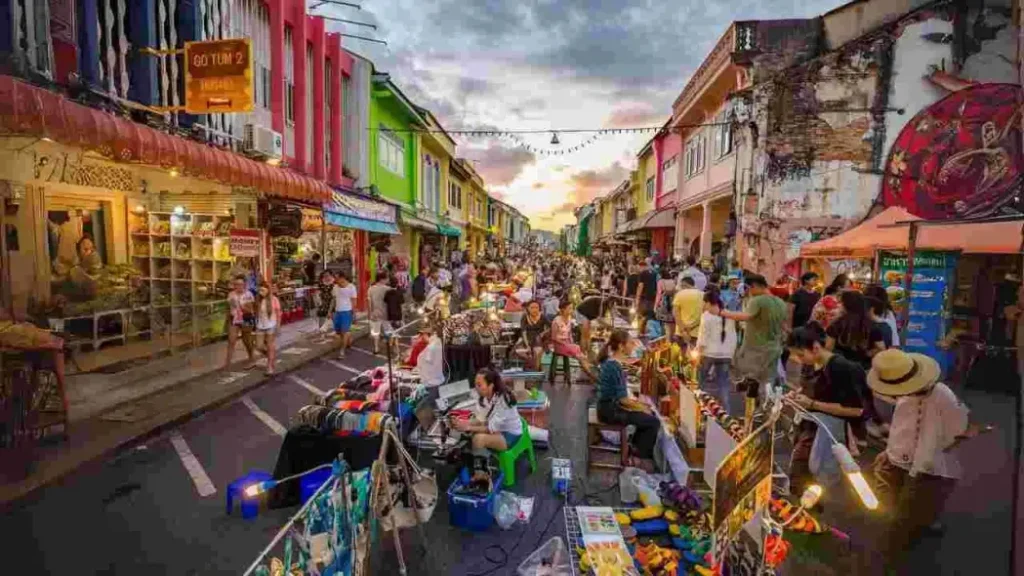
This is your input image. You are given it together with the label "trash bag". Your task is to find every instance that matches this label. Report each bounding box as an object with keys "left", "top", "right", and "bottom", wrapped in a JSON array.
[
  {"left": 619, "top": 467, "right": 644, "bottom": 504},
  {"left": 516, "top": 537, "right": 573, "bottom": 576}
]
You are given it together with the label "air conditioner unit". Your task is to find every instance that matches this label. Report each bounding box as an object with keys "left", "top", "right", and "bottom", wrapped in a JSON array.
[{"left": 243, "top": 124, "right": 283, "bottom": 161}]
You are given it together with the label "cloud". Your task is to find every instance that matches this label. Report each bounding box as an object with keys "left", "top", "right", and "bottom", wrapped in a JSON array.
[
  {"left": 566, "top": 162, "right": 629, "bottom": 205},
  {"left": 606, "top": 105, "right": 665, "bottom": 128},
  {"left": 471, "top": 145, "right": 536, "bottom": 187}
]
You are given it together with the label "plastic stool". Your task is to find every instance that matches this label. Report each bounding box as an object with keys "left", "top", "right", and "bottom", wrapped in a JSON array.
[
  {"left": 494, "top": 417, "right": 537, "bottom": 487},
  {"left": 300, "top": 468, "right": 334, "bottom": 504},
  {"left": 226, "top": 470, "right": 272, "bottom": 519}
]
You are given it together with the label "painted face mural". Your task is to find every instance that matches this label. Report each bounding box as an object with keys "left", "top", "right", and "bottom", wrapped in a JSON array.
[{"left": 881, "top": 83, "right": 1024, "bottom": 219}]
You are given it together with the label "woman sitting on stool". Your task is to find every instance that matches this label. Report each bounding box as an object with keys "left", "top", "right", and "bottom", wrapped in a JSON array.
[
  {"left": 452, "top": 368, "right": 523, "bottom": 467},
  {"left": 596, "top": 329, "right": 661, "bottom": 459}
]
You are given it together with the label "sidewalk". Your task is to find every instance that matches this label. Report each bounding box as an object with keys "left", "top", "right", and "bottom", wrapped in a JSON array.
[{"left": 0, "top": 317, "right": 368, "bottom": 506}]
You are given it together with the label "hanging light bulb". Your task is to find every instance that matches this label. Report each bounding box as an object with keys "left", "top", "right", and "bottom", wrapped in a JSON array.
[{"left": 550, "top": 131, "right": 560, "bottom": 145}]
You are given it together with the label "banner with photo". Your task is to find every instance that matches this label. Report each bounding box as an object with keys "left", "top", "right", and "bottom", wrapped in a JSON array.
[{"left": 711, "top": 421, "right": 774, "bottom": 569}]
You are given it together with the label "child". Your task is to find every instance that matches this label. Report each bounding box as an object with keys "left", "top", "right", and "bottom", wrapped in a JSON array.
[
  {"left": 332, "top": 272, "right": 357, "bottom": 358},
  {"left": 254, "top": 280, "right": 281, "bottom": 375}
]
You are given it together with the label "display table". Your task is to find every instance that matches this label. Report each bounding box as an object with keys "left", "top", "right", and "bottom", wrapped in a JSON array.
[{"left": 267, "top": 425, "right": 384, "bottom": 508}]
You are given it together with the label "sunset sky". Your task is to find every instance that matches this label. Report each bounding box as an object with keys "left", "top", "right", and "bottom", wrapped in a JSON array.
[{"left": 315, "top": 0, "right": 844, "bottom": 231}]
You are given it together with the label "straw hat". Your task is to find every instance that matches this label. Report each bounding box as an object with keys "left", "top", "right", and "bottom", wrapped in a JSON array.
[{"left": 867, "top": 349, "right": 940, "bottom": 397}]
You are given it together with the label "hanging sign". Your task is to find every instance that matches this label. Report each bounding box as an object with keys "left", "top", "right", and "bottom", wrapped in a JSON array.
[
  {"left": 184, "top": 38, "right": 254, "bottom": 114},
  {"left": 265, "top": 204, "right": 304, "bottom": 238},
  {"left": 229, "top": 228, "right": 261, "bottom": 257},
  {"left": 325, "top": 190, "right": 397, "bottom": 225}
]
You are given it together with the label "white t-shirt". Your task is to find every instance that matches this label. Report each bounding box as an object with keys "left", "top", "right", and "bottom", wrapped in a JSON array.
[
  {"left": 475, "top": 394, "right": 522, "bottom": 436},
  {"left": 228, "top": 290, "right": 254, "bottom": 325},
  {"left": 696, "top": 311, "right": 738, "bottom": 359},
  {"left": 416, "top": 336, "right": 445, "bottom": 386},
  {"left": 332, "top": 284, "right": 357, "bottom": 312}
]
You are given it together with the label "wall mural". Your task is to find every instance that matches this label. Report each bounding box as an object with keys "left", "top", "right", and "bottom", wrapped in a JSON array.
[{"left": 881, "top": 83, "right": 1023, "bottom": 219}]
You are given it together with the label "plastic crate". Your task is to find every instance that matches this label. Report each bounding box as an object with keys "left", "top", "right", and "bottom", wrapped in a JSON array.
[{"left": 447, "top": 472, "right": 504, "bottom": 532}]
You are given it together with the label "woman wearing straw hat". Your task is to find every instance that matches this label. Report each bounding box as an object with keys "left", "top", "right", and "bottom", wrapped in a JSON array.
[{"left": 868, "top": 348, "right": 969, "bottom": 567}]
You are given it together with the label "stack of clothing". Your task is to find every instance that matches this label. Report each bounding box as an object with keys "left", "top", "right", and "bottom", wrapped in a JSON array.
[{"left": 294, "top": 404, "right": 390, "bottom": 438}]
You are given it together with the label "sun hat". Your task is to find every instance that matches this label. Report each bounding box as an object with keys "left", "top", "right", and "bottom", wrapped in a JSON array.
[{"left": 867, "top": 348, "right": 940, "bottom": 397}]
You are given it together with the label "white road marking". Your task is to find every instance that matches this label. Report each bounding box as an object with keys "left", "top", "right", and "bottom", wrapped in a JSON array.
[
  {"left": 280, "top": 347, "right": 310, "bottom": 356},
  {"left": 325, "top": 359, "right": 363, "bottom": 375},
  {"left": 218, "top": 371, "right": 248, "bottom": 385},
  {"left": 348, "top": 347, "right": 385, "bottom": 360},
  {"left": 169, "top": 432, "right": 217, "bottom": 498},
  {"left": 289, "top": 374, "right": 327, "bottom": 396},
  {"left": 240, "top": 396, "right": 287, "bottom": 437}
]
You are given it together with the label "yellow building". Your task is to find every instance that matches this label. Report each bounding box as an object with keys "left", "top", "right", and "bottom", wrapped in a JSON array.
[
  {"left": 414, "top": 108, "right": 460, "bottom": 265},
  {"left": 463, "top": 161, "right": 490, "bottom": 260},
  {"left": 636, "top": 138, "right": 657, "bottom": 219}
]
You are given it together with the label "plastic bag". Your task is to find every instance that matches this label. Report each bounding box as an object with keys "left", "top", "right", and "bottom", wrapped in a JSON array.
[
  {"left": 516, "top": 537, "right": 573, "bottom": 576},
  {"left": 619, "top": 467, "right": 644, "bottom": 504},
  {"left": 493, "top": 492, "right": 536, "bottom": 530}
]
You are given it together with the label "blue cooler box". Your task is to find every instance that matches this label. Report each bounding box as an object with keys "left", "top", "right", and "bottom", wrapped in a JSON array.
[{"left": 447, "top": 473, "right": 504, "bottom": 531}]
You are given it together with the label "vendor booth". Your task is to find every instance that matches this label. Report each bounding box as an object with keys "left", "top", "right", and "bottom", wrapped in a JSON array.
[{"left": 800, "top": 207, "right": 1024, "bottom": 381}]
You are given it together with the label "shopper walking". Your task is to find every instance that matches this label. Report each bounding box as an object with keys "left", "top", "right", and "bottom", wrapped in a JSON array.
[
  {"left": 224, "top": 275, "right": 256, "bottom": 368},
  {"left": 314, "top": 270, "right": 336, "bottom": 340},
  {"left": 635, "top": 259, "right": 658, "bottom": 335},
  {"left": 696, "top": 289, "right": 738, "bottom": 413},
  {"left": 367, "top": 272, "right": 390, "bottom": 354},
  {"left": 678, "top": 255, "right": 707, "bottom": 291},
  {"left": 595, "top": 329, "right": 661, "bottom": 459},
  {"left": 253, "top": 281, "right": 281, "bottom": 375},
  {"left": 825, "top": 290, "right": 886, "bottom": 439},
  {"left": 789, "top": 272, "right": 821, "bottom": 330},
  {"left": 672, "top": 277, "right": 704, "bottom": 348},
  {"left": 864, "top": 284, "right": 900, "bottom": 348},
  {"left": 332, "top": 272, "right": 357, "bottom": 358},
  {"left": 868, "top": 349, "right": 969, "bottom": 571},
  {"left": 719, "top": 274, "right": 788, "bottom": 391},
  {"left": 810, "top": 274, "right": 850, "bottom": 328}
]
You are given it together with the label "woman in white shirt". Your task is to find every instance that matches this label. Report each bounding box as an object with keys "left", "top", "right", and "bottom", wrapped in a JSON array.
[
  {"left": 696, "top": 289, "right": 738, "bottom": 413},
  {"left": 867, "top": 349, "right": 970, "bottom": 569},
  {"left": 452, "top": 368, "right": 522, "bottom": 452}
]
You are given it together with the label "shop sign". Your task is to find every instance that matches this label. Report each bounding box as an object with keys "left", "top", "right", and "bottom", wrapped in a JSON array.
[
  {"left": 711, "top": 421, "right": 773, "bottom": 567},
  {"left": 326, "top": 190, "right": 396, "bottom": 224},
  {"left": 265, "top": 204, "right": 304, "bottom": 238},
  {"left": 229, "top": 228, "right": 261, "bottom": 257},
  {"left": 879, "top": 250, "right": 958, "bottom": 373},
  {"left": 184, "top": 38, "right": 254, "bottom": 114}
]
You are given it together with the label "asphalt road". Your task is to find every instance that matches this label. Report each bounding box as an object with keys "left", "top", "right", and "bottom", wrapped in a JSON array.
[{"left": 3, "top": 337, "right": 1019, "bottom": 575}]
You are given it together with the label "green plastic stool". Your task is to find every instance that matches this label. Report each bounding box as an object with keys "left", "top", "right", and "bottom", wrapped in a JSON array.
[{"left": 495, "top": 417, "right": 537, "bottom": 488}]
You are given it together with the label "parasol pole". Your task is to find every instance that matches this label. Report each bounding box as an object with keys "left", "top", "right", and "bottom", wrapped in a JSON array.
[{"left": 899, "top": 222, "right": 919, "bottom": 344}]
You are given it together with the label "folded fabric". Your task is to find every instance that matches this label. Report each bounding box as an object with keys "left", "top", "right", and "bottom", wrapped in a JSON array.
[{"left": 333, "top": 400, "right": 379, "bottom": 413}]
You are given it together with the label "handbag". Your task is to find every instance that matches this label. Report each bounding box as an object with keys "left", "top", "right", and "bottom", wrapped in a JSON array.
[{"left": 372, "top": 428, "right": 438, "bottom": 531}]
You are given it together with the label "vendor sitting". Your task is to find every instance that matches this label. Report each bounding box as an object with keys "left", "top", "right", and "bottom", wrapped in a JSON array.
[
  {"left": 596, "top": 329, "right": 660, "bottom": 459},
  {"left": 452, "top": 367, "right": 522, "bottom": 453},
  {"left": 452, "top": 366, "right": 524, "bottom": 479}
]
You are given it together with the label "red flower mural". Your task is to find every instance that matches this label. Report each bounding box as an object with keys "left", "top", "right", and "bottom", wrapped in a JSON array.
[{"left": 881, "top": 83, "right": 1024, "bottom": 219}]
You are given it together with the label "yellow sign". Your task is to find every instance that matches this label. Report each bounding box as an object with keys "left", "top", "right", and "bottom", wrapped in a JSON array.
[{"left": 184, "top": 38, "right": 253, "bottom": 114}]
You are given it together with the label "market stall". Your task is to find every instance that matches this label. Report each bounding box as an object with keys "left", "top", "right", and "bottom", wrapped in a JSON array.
[{"left": 801, "top": 207, "right": 1024, "bottom": 379}]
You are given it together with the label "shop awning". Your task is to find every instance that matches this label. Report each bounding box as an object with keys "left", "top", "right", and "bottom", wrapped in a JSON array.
[
  {"left": 634, "top": 205, "right": 676, "bottom": 230},
  {"left": 0, "top": 75, "right": 331, "bottom": 203},
  {"left": 800, "top": 206, "right": 1024, "bottom": 258},
  {"left": 399, "top": 206, "right": 440, "bottom": 233},
  {"left": 437, "top": 223, "right": 461, "bottom": 237},
  {"left": 323, "top": 189, "right": 399, "bottom": 234}
]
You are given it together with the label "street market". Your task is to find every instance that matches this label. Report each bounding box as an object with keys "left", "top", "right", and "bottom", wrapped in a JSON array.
[{"left": 1, "top": 0, "right": 1024, "bottom": 575}]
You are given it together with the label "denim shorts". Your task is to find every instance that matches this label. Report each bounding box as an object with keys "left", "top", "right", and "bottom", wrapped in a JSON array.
[
  {"left": 333, "top": 310, "right": 353, "bottom": 333},
  {"left": 501, "top": 432, "right": 521, "bottom": 447}
]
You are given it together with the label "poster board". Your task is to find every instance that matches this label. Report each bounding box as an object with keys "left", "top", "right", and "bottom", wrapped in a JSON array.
[
  {"left": 575, "top": 507, "right": 641, "bottom": 576},
  {"left": 230, "top": 228, "right": 261, "bottom": 257},
  {"left": 878, "top": 250, "right": 958, "bottom": 374},
  {"left": 711, "top": 421, "right": 774, "bottom": 568},
  {"left": 702, "top": 418, "right": 737, "bottom": 491},
  {"left": 678, "top": 385, "right": 699, "bottom": 448}
]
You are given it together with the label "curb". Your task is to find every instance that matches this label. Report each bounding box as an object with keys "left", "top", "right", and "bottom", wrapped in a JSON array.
[{"left": 0, "top": 326, "right": 369, "bottom": 508}]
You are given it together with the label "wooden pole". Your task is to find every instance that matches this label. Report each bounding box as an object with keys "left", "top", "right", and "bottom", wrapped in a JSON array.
[{"left": 900, "top": 222, "right": 919, "bottom": 344}]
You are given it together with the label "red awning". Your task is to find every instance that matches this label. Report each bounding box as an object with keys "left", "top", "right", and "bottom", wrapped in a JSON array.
[{"left": 0, "top": 75, "right": 330, "bottom": 203}]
